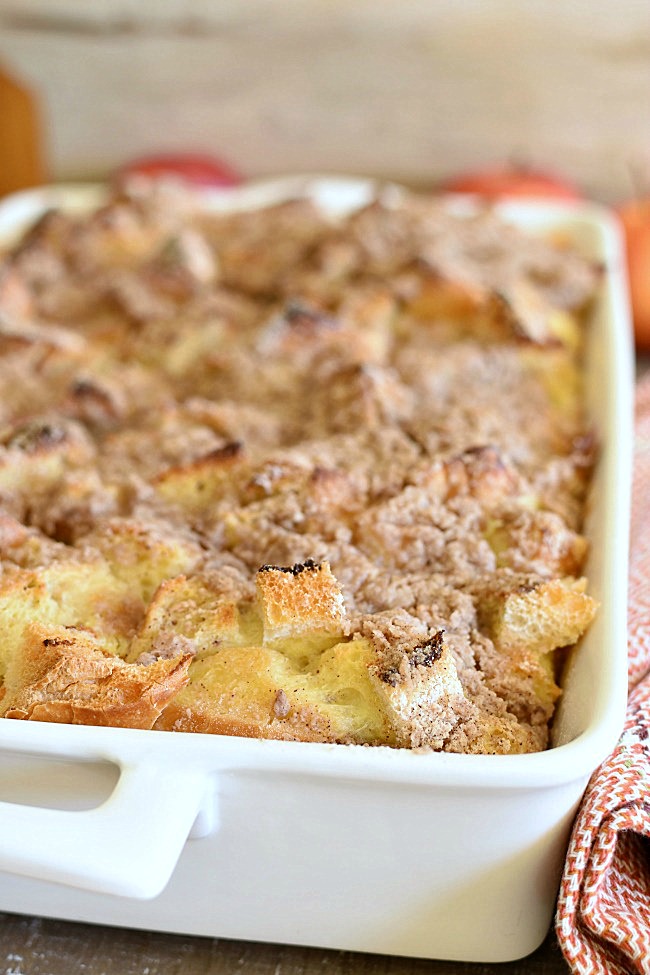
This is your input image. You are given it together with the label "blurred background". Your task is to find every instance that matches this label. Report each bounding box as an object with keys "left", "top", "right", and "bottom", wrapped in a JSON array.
[{"left": 0, "top": 0, "right": 649, "bottom": 201}]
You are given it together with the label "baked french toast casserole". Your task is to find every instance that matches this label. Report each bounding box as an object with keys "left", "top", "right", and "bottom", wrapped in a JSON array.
[{"left": 0, "top": 180, "right": 600, "bottom": 753}]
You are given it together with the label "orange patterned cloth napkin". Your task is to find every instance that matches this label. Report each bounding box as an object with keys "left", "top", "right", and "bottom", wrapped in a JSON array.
[{"left": 556, "top": 372, "right": 650, "bottom": 974}]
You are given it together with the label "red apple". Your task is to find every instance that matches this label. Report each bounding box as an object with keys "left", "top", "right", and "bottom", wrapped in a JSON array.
[
  {"left": 617, "top": 198, "right": 650, "bottom": 350},
  {"left": 441, "top": 164, "right": 582, "bottom": 202},
  {"left": 114, "top": 153, "right": 243, "bottom": 188}
]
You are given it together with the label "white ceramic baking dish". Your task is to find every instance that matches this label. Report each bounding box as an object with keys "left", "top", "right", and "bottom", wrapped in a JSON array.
[{"left": 0, "top": 177, "right": 634, "bottom": 963}]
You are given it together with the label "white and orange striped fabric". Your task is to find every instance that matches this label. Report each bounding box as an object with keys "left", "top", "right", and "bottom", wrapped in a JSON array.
[{"left": 556, "top": 373, "right": 650, "bottom": 974}]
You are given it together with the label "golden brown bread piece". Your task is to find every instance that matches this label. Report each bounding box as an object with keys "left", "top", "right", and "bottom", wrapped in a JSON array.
[
  {"left": 256, "top": 560, "right": 346, "bottom": 642},
  {"left": 476, "top": 575, "right": 598, "bottom": 656},
  {"left": 125, "top": 570, "right": 250, "bottom": 665},
  {"left": 0, "top": 557, "right": 145, "bottom": 678},
  {"left": 2, "top": 623, "right": 191, "bottom": 728}
]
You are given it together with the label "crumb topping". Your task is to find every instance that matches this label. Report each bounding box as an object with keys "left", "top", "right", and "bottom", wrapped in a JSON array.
[{"left": 0, "top": 181, "right": 600, "bottom": 752}]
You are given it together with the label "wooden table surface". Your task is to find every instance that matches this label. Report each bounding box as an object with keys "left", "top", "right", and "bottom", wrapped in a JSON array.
[{"left": 0, "top": 913, "right": 571, "bottom": 974}]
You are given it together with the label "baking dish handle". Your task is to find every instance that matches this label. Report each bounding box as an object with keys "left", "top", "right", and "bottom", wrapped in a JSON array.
[{"left": 0, "top": 760, "right": 211, "bottom": 898}]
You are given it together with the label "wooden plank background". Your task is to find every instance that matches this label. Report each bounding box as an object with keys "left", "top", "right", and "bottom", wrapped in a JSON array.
[{"left": 0, "top": 0, "right": 648, "bottom": 201}]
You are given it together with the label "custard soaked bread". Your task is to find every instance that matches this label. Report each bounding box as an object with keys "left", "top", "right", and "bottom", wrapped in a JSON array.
[{"left": 0, "top": 181, "right": 600, "bottom": 752}]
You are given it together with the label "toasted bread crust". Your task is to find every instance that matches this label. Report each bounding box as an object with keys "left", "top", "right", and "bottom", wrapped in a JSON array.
[
  {"left": 3, "top": 624, "right": 191, "bottom": 728},
  {"left": 256, "top": 560, "right": 346, "bottom": 641}
]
